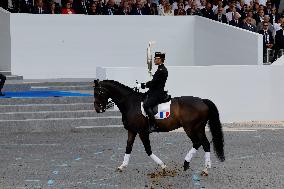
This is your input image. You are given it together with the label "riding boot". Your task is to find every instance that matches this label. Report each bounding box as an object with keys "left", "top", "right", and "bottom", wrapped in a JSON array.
[
  {"left": 148, "top": 115, "right": 157, "bottom": 133},
  {"left": 146, "top": 108, "right": 157, "bottom": 133}
]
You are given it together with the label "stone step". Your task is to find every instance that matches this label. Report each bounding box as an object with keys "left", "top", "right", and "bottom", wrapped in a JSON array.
[
  {"left": 0, "top": 71, "right": 11, "bottom": 76},
  {"left": 0, "top": 110, "right": 121, "bottom": 120},
  {"left": 0, "top": 96, "right": 94, "bottom": 105},
  {"left": 25, "top": 80, "right": 93, "bottom": 87},
  {"left": 6, "top": 75, "right": 23, "bottom": 80},
  {"left": 0, "top": 116, "right": 123, "bottom": 133},
  {"left": 3, "top": 83, "right": 31, "bottom": 92},
  {"left": 31, "top": 85, "right": 92, "bottom": 91},
  {"left": 0, "top": 103, "right": 94, "bottom": 112}
]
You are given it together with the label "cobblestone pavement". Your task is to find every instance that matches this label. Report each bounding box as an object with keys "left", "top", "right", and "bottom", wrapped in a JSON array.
[{"left": 0, "top": 125, "right": 283, "bottom": 189}]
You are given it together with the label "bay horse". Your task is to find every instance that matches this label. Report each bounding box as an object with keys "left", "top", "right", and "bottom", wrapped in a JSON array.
[{"left": 93, "top": 79, "right": 225, "bottom": 176}]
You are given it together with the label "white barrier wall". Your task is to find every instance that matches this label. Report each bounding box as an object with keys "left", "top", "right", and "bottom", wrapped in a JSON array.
[
  {"left": 9, "top": 15, "right": 194, "bottom": 78},
  {"left": 0, "top": 8, "right": 11, "bottom": 71},
  {"left": 97, "top": 65, "right": 284, "bottom": 122},
  {"left": 194, "top": 16, "right": 263, "bottom": 66},
  {"left": 0, "top": 10, "right": 263, "bottom": 78}
]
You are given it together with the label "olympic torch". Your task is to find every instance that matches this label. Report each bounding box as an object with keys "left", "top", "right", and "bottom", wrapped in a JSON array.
[{"left": 147, "top": 41, "right": 155, "bottom": 78}]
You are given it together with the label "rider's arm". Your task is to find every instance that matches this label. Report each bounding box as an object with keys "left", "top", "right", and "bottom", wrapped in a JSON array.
[{"left": 144, "top": 68, "right": 168, "bottom": 88}]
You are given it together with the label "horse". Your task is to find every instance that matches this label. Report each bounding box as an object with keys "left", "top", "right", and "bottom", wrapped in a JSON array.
[{"left": 93, "top": 79, "right": 225, "bottom": 176}]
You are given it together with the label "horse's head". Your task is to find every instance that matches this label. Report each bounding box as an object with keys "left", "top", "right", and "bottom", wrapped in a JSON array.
[{"left": 93, "top": 79, "right": 109, "bottom": 113}]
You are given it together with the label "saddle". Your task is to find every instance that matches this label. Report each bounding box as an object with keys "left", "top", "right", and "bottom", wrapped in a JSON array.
[{"left": 141, "top": 93, "right": 172, "bottom": 119}]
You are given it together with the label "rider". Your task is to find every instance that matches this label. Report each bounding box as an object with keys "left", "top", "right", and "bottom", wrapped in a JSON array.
[
  {"left": 0, "top": 73, "right": 6, "bottom": 96},
  {"left": 137, "top": 52, "right": 168, "bottom": 132}
]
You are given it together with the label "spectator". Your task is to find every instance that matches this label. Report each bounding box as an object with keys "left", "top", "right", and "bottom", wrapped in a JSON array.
[
  {"left": 163, "top": 2, "right": 174, "bottom": 16},
  {"left": 272, "top": 0, "right": 280, "bottom": 12},
  {"left": 158, "top": 0, "right": 166, "bottom": 16},
  {"left": 89, "top": 1, "right": 100, "bottom": 15},
  {"left": 252, "top": 2, "right": 260, "bottom": 14},
  {"left": 150, "top": 3, "right": 159, "bottom": 15},
  {"left": 116, "top": 1, "right": 130, "bottom": 15},
  {"left": 96, "top": 0, "right": 105, "bottom": 15},
  {"left": 269, "top": 6, "right": 281, "bottom": 24},
  {"left": 258, "top": 0, "right": 267, "bottom": 6},
  {"left": 33, "top": 0, "right": 47, "bottom": 14},
  {"left": 273, "top": 17, "right": 284, "bottom": 36},
  {"left": 259, "top": 21, "right": 274, "bottom": 62},
  {"left": 103, "top": 0, "right": 118, "bottom": 15},
  {"left": 247, "top": 9, "right": 257, "bottom": 26},
  {"left": 242, "top": 16, "right": 257, "bottom": 32},
  {"left": 61, "top": 2, "right": 75, "bottom": 14},
  {"left": 198, "top": 0, "right": 206, "bottom": 10},
  {"left": 254, "top": 8, "right": 265, "bottom": 25},
  {"left": 73, "top": 0, "right": 89, "bottom": 14},
  {"left": 257, "top": 15, "right": 274, "bottom": 32},
  {"left": 213, "top": 6, "right": 228, "bottom": 23},
  {"left": 186, "top": 2, "right": 202, "bottom": 16},
  {"left": 225, "top": 2, "right": 239, "bottom": 22},
  {"left": 264, "top": 1, "right": 272, "bottom": 15},
  {"left": 131, "top": 2, "right": 145, "bottom": 15},
  {"left": 46, "top": 1, "right": 61, "bottom": 14},
  {"left": 273, "top": 17, "right": 284, "bottom": 61},
  {"left": 201, "top": 2, "right": 214, "bottom": 19},
  {"left": 143, "top": 0, "right": 152, "bottom": 15},
  {"left": 229, "top": 11, "right": 242, "bottom": 27},
  {"left": 19, "top": 0, "right": 34, "bottom": 13},
  {"left": 172, "top": 0, "right": 179, "bottom": 11},
  {"left": 0, "top": 74, "right": 6, "bottom": 96},
  {"left": 184, "top": 0, "right": 191, "bottom": 12},
  {"left": 174, "top": 2, "right": 186, "bottom": 16}
]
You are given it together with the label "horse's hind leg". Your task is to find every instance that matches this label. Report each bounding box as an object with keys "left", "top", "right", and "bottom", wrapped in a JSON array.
[
  {"left": 183, "top": 129, "right": 202, "bottom": 171},
  {"left": 200, "top": 132, "right": 211, "bottom": 176},
  {"left": 117, "top": 130, "right": 137, "bottom": 171},
  {"left": 139, "top": 132, "right": 166, "bottom": 170}
]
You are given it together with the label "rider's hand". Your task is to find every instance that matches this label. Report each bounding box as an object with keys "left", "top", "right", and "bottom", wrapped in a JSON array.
[
  {"left": 136, "top": 83, "right": 142, "bottom": 89},
  {"left": 141, "top": 83, "right": 146, "bottom": 89}
]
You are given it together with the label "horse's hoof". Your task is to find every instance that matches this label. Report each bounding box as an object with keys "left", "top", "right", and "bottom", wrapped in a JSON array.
[
  {"left": 183, "top": 160, "right": 190, "bottom": 171},
  {"left": 117, "top": 166, "right": 125, "bottom": 172},
  {"left": 200, "top": 170, "right": 208, "bottom": 176}
]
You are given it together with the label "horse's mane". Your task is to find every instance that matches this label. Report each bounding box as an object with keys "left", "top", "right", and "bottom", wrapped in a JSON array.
[{"left": 101, "top": 80, "right": 143, "bottom": 95}]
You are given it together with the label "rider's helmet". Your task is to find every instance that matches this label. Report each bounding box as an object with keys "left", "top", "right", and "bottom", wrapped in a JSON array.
[{"left": 154, "top": 52, "right": 165, "bottom": 61}]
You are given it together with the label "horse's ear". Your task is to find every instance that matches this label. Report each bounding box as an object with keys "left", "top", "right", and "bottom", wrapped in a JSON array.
[{"left": 93, "top": 79, "right": 100, "bottom": 87}]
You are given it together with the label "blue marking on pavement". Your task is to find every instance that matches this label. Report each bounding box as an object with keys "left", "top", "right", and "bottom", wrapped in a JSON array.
[
  {"left": 193, "top": 174, "right": 200, "bottom": 181},
  {"left": 56, "top": 163, "right": 68, "bottom": 167},
  {"left": 110, "top": 154, "right": 116, "bottom": 161},
  {"left": 47, "top": 179, "right": 54, "bottom": 186},
  {"left": 0, "top": 91, "right": 92, "bottom": 98},
  {"left": 192, "top": 173, "right": 205, "bottom": 188}
]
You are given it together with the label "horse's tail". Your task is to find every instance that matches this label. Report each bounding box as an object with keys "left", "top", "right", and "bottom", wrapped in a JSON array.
[{"left": 202, "top": 99, "right": 225, "bottom": 162}]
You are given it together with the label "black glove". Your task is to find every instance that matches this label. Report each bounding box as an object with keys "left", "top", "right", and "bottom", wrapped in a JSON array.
[{"left": 141, "top": 83, "right": 146, "bottom": 89}]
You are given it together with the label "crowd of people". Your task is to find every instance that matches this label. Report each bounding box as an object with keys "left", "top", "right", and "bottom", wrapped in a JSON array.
[{"left": 1, "top": 0, "right": 283, "bottom": 62}]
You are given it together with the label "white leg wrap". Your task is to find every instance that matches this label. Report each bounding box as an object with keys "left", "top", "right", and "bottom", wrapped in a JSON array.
[
  {"left": 122, "top": 154, "right": 130, "bottom": 166},
  {"left": 185, "top": 147, "right": 197, "bottom": 162},
  {"left": 204, "top": 152, "right": 211, "bottom": 168},
  {"left": 150, "top": 154, "right": 166, "bottom": 169},
  {"left": 118, "top": 154, "right": 130, "bottom": 170}
]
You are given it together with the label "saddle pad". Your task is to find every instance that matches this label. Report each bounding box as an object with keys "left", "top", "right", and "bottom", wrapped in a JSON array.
[{"left": 141, "top": 101, "right": 171, "bottom": 119}]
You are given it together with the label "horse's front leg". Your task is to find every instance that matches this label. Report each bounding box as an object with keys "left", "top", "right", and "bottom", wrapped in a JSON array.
[
  {"left": 117, "top": 130, "right": 137, "bottom": 171},
  {"left": 139, "top": 132, "right": 166, "bottom": 170}
]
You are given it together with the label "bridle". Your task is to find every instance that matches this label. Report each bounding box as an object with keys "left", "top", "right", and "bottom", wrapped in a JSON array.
[{"left": 94, "top": 82, "right": 141, "bottom": 111}]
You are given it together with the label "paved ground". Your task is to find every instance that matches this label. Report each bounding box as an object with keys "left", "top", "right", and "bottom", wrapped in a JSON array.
[{"left": 0, "top": 125, "right": 283, "bottom": 189}]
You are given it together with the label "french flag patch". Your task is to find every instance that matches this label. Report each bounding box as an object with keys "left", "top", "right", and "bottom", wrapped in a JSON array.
[{"left": 159, "top": 111, "right": 170, "bottom": 119}]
